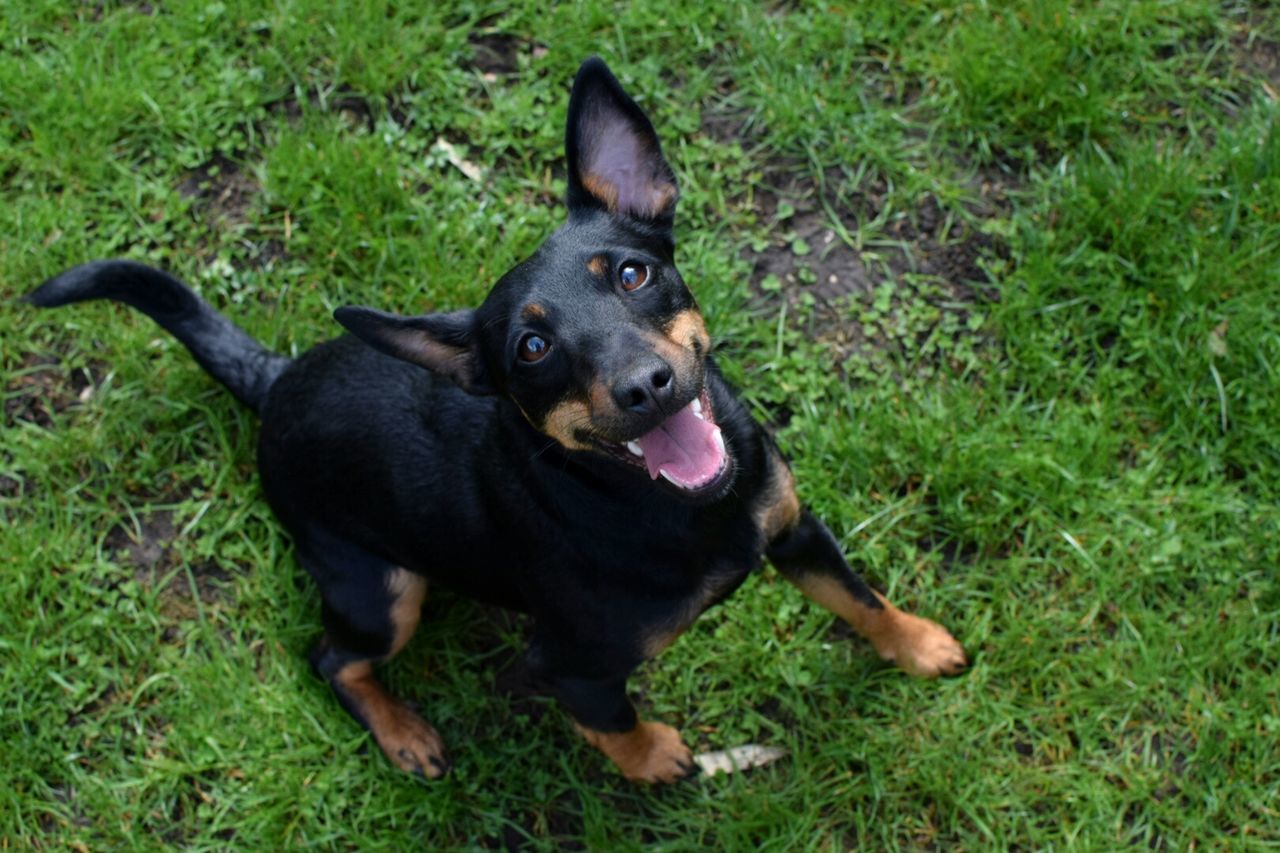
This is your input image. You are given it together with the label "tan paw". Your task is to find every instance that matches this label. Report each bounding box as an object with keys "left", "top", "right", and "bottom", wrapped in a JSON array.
[
  {"left": 875, "top": 611, "right": 968, "bottom": 678},
  {"left": 580, "top": 720, "right": 697, "bottom": 784},
  {"left": 371, "top": 703, "right": 451, "bottom": 779}
]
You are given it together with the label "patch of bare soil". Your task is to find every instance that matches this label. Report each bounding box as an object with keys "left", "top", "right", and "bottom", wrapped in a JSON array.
[
  {"left": 1189, "top": 13, "right": 1280, "bottom": 125},
  {"left": 481, "top": 796, "right": 586, "bottom": 851},
  {"left": 177, "top": 154, "right": 258, "bottom": 225},
  {"left": 105, "top": 510, "right": 237, "bottom": 626},
  {"left": 740, "top": 163, "right": 1013, "bottom": 363},
  {"left": 177, "top": 154, "right": 288, "bottom": 269},
  {"left": 1231, "top": 15, "right": 1280, "bottom": 91},
  {"left": 698, "top": 71, "right": 1015, "bottom": 361},
  {"left": 462, "top": 31, "right": 548, "bottom": 79},
  {"left": 37, "top": 782, "right": 93, "bottom": 835},
  {"left": 700, "top": 107, "right": 753, "bottom": 149},
  {"left": 265, "top": 83, "right": 382, "bottom": 130},
  {"left": 86, "top": 0, "right": 154, "bottom": 20},
  {"left": 699, "top": 93, "right": 779, "bottom": 155},
  {"left": 4, "top": 350, "right": 108, "bottom": 429},
  {"left": 105, "top": 510, "right": 178, "bottom": 574},
  {"left": 747, "top": 168, "right": 1010, "bottom": 302}
]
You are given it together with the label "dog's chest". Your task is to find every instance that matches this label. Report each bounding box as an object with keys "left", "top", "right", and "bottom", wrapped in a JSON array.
[{"left": 638, "top": 562, "right": 752, "bottom": 659}]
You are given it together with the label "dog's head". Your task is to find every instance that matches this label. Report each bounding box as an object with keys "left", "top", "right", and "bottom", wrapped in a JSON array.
[{"left": 336, "top": 58, "right": 734, "bottom": 502}]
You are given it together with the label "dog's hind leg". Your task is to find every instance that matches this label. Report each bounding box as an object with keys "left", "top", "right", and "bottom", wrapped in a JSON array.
[
  {"left": 300, "top": 537, "right": 447, "bottom": 778},
  {"left": 767, "top": 508, "right": 967, "bottom": 678}
]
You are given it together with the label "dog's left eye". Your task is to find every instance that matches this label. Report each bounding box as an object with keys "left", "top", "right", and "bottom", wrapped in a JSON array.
[
  {"left": 619, "top": 262, "right": 649, "bottom": 292},
  {"left": 518, "top": 334, "right": 551, "bottom": 363}
]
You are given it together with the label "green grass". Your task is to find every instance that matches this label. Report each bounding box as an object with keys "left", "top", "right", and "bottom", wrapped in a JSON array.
[{"left": 3, "top": 0, "right": 1279, "bottom": 847}]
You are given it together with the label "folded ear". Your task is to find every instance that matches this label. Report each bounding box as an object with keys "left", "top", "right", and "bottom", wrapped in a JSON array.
[
  {"left": 334, "top": 305, "right": 494, "bottom": 395},
  {"left": 565, "top": 57, "right": 678, "bottom": 224}
]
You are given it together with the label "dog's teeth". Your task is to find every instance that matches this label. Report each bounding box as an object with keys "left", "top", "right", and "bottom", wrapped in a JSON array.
[
  {"left": 626, "top": 441, "right": 644, "bottom": 458},
  {"left": 660, "top": 469, "right": 682, "bottom": 487},
  {"left": 690, "top": 398, "right": 703, "bottom": 417},
  {"left": 712, "top": 427, "right": 725, "bottom": 455}
]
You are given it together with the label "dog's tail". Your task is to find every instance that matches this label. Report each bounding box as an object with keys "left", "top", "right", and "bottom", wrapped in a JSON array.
[{"left": 24, "top": 260, "right": 289, "bottom": 413}]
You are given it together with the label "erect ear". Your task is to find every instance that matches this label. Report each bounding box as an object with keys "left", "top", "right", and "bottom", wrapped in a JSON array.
[
  {"left": 565, "top": 57, "right": 678, "bottom": 224},
  {"left": 334, "top": 305, "right": 494, "bottom": 395}
]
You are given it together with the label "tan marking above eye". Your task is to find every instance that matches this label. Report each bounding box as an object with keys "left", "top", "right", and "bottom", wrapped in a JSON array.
[
  {"left": 521, "top": 303, "right": 547, "bottom": 321},
  {"left": 586, "top": 255, "right": 608, "bottom": 276}
]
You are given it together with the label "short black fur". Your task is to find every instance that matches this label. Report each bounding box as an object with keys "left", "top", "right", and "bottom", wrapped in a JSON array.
[{"left": 28, "top": 57, "right": 963, "bottom": 782}]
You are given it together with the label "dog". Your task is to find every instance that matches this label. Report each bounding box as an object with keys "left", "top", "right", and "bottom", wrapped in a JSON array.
[{"left": 26, "top": 57, "right": 966, "bottom": 783}]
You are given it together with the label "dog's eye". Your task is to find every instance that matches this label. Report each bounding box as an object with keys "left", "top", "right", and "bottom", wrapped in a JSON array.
[
  {"left": 518, "top": 334, "right": 551, "bottom": 363},
  {"left": 619, "top": 262, "right": 649, "bottom": 292}
]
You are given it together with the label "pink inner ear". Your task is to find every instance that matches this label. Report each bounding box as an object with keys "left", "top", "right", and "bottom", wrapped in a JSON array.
[{"left": 580, "top": 109, "right": 675, "bottom": 219}]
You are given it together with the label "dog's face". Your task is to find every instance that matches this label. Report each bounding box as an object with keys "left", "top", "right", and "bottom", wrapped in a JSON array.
[{"left": 336, "top": 58, "right": 734, "bottom": 502}]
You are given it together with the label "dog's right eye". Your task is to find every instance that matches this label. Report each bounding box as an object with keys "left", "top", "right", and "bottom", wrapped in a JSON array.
[
  {"left": 518, "top": 334, "right": 551, "bottom": 363},
  {"left": 619, "top": 262, "right": 649, "bottom": 292}
]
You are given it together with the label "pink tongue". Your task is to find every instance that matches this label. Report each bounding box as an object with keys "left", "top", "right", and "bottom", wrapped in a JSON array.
[{"left": 634, "top": 402, "right": 724, "bottom": 487}]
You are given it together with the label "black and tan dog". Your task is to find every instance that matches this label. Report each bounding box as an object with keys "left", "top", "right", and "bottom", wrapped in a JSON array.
[{"left": 26, "top": 58, "right": 965, "bottom": 783}]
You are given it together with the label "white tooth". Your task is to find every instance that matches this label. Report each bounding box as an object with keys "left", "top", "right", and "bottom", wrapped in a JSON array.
[
  {"left": 660, "top": 469, "right": 684, "bottom": 487},
  {"left": 690, "top": 398, "right": 703, "bottom": 416},
  {"left": 626, "top": 441, "right": 644, "bottom": 458},
  {"left": 712, "top": 427, "right": 725, "bottom": 455}
]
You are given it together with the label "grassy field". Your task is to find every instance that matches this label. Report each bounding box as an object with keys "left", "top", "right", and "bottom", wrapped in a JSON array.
[{"left": 3, "top": 0, "right": 1278, "bottom": 847}]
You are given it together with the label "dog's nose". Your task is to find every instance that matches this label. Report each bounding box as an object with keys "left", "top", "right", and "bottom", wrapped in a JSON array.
[{"left": 613, "top": 358, "right": 675, "bottom": 415}]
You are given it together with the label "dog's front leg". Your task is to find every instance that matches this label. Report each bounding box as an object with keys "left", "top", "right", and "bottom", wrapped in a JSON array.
[
  {"left": 767, "top": 509, "right": 967, "bottom": 677},
  {"left": 542, "top": 670, "right": 696, "bottom": 784}
]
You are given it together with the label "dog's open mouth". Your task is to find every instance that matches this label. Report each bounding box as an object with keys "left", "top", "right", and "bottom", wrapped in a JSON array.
[{"left": 600, "top": 388, "right": 733, "bottom": 495}]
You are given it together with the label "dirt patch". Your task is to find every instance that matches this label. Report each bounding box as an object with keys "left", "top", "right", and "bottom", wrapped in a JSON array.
[
  {"left": 266, "top": 83, "right": 381, "bottom": 130},
  {"left": 741, "top": 164, "right": 1013, "bottom": 367},
  {"left": 1231, "top": 15, "right": 1280, "bottom": 91},
  {"left": 699, "top": 103, "right": 759, "bottom": 149},
  {"left": 4, "top": 351, "right": 108, "bottom": 429},
  {"left": 482, "top": 795, "right": 586, "bottom": 851},
  {"left": 37, "top": 782, "right": 93, "bottom": 836},
  {"left": 160, "top": 560, "right": 235, "bottom": 615},
  {"left": 87, "top": 0, "right": 155, "bottom": 20},
  {"left": 177, "top": 154, "right": 259, "bottom": 225},
  {"left": 704, "top": 87, "right": 1015, "bottom": 373},
  {"left": 747, "top": 195, "right": 875, "bottom": 306},
  {"left": 1144, "top": 731, "right": 1192, "bottom": 783},
  {"left": 746, "top": 167, "right": 1010, "bottom": 304},
  {"left": 105, "top": 510, "right": 237, "bottom": 625},
  {"left": 177, "top": 155, "right": 293, "bottom": 270},
  {"left": 915, "top": 530, "right": 984, "bottom": 574},
  {"left": 1194, "top": 12, "right": 1280, "bottom": 125},
  {"left": 105, "top": 510, "right": 178, "bottom": 574},
  {"left": 462, "top": 31, "right": 548, "bottom": 79},
  {"left": 0, "top": 472, "right": 20, "bottom": 497}
]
